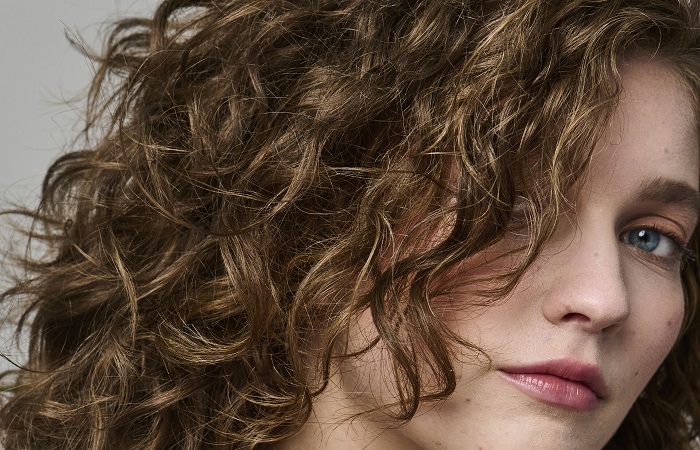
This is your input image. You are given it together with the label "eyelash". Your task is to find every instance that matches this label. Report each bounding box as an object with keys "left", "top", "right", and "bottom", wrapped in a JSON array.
[{"left": 621, "top": 224, "right": 696, "bottom": 268}]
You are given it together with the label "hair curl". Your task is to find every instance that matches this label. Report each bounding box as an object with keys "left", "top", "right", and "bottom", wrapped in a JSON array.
[{"left": 2, "top": 0, "right": 700, "bottom": 448}]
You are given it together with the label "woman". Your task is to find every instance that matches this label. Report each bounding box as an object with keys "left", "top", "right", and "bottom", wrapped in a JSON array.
[{"left": 2, "top": 0, "right": 700, "bottom": 448}]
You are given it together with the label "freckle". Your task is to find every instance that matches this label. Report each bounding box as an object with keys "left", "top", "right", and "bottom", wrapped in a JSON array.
[
  {"left": 465, "top": 398, "right": 471, "bottom": 403},
  {"left": 668, "top": 320, "right": 673, "bottom": 328},
  {"left": 664, "top": 147, "right": 670, "bottom": 154},
  {"left": 634, "top": 371, "right": 639, "bottom": 376}
]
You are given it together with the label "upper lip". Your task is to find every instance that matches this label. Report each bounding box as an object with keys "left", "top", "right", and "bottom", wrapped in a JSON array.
[{"left": 499, "top": 359, "right": 609, "bottom": 399}]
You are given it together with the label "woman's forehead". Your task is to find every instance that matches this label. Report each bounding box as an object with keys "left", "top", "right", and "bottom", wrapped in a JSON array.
[{"left": 594, "top": 58, "right": 699, "bottom": 189}]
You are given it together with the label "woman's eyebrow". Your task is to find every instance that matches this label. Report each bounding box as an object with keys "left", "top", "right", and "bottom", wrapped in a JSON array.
[{"left": 638, "top": 177, "right": 700, "bottom": 220}]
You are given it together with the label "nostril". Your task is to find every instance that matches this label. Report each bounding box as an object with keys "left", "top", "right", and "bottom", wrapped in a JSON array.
[{"left": 562, "top": 312, "right": 590, "bottom": 323}]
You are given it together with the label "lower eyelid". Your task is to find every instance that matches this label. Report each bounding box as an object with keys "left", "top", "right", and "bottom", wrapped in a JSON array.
[{"left": 622, "top": 246, "right": 680, "bottom": 273}]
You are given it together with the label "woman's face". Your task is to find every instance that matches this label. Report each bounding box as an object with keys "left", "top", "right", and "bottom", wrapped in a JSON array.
[{"left": 296, "top": 59, "right": 700, "bottom": 449}]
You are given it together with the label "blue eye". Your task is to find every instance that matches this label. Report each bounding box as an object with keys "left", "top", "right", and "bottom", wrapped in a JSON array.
[{"left": 621, "top": 228, "right": 677, "bottom": 258}]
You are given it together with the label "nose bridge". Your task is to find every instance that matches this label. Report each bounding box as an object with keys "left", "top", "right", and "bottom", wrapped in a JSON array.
[{"left": 541, "top": 219, "right": 630, "bottom": 333}]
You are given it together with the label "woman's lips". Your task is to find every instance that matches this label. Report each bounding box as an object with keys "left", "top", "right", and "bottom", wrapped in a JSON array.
[{"left": 498, "top": 359, "right": 609, "bottom": 412}]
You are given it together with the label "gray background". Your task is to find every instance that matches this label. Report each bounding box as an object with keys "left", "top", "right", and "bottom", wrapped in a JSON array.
[
  {"left": 1, "top": 0, "right": 158, "bottom": 204},
  {"left": 0, "top": 0, "right": 159, "bottom": 372}
]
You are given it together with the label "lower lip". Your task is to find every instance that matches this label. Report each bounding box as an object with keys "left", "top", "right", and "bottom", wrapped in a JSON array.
[{"left": 498, "top": 371, "right": 600, "bottom": 411}]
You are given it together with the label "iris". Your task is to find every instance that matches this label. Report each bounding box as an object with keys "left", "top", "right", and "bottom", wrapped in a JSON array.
[{"left": 625, "top": 229, "right": 660, "bottom": 253}]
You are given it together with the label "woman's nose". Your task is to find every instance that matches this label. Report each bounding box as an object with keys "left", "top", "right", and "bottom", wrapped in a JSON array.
[{"left": 540, "top": 225, "right": 631, "bottom": 334}]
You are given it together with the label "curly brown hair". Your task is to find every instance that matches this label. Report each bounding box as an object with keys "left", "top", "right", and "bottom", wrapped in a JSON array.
[{"left": 2, "top": 0, "right": 700, "bottom": 448}]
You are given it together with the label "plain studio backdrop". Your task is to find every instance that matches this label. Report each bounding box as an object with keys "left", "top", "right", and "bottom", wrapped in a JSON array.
[{"left": 0, "top": 0, "right": 159, "bottom": 374}]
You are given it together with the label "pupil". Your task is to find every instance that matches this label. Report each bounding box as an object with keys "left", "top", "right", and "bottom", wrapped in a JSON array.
[{"left": 631, "top": 228, "right": 659, "bottom": 252}]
